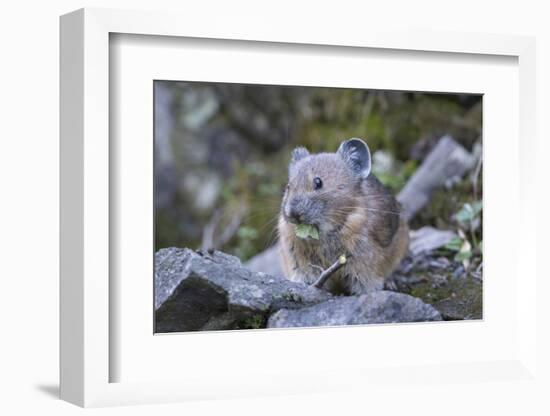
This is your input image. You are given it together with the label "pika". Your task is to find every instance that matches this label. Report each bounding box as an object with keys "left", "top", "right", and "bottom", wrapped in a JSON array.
[{"left": 278, "top": 138, "right": 409, "bottom": 295}]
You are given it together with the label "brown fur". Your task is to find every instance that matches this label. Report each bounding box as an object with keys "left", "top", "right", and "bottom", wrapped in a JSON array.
[{"left": 278, "top": 146, "right": 409, "bottom": 295}]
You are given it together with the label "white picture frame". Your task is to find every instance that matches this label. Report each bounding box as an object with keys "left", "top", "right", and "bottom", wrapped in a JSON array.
[{"left": 60, "top": 7, "right": 538, "bottom": 408}]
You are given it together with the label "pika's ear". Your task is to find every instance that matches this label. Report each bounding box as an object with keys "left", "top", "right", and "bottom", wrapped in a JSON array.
[
  {"left": 290, "top": 147, "right": 310, "bottom": 164},
  {"left": 337, "top": 138, "right": 371, "bottom": 179}
]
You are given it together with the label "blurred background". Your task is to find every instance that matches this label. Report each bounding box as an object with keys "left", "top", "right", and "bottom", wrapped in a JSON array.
[{"left": 154, "top": 81, "right": 482, "bottom": 263}]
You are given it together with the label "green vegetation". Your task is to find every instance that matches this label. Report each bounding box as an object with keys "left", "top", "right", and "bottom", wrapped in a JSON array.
[{"left": 444, "top": 201, "right": 483, "bottom": 267}]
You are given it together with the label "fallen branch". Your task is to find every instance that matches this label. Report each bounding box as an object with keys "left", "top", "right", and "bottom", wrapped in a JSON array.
[
  {"left": 397, "top": 135, "right": 475, "bottom": 221},
  {"left": 201, "top": 205, "right": 246, "bottom": 252},
  {"left": 201, "top": 209, "right": 223, "bottom": 252},
  {"left": 216, "top": 206, "right": 245, "bottom": 248},
  {"left": 311, "top": 254, "right": 351, "bottom": 289}
]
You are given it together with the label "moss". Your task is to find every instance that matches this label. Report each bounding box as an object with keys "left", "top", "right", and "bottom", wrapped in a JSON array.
[
  {"left": 409, "top": 274, "right": 482, "bottom": 320},
  {"left": 236, "top": 314, "right": 267, "bottom": 329}
]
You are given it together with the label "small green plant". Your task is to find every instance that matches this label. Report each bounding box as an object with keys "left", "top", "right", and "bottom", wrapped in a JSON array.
[
  {"left": 444, "top": 201, "right": 482, "bottom": 269},
  {"left": 455, "top": 201, "right": 482, "bottom": 245}
]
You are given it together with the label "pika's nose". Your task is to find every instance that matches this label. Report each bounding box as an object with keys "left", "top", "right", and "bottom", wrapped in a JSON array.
[{"left": 288, "top": 208, "right": 304, "bottom": 224}]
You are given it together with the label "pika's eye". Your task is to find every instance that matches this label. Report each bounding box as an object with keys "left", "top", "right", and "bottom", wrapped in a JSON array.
[{"left": 313, "top": 177, "right": 323, "bottom": 190}]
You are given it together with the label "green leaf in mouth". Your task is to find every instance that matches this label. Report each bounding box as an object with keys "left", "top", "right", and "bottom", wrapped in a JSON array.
[{"left": 295, "top": 223, "right": 320, "bottom": 240}]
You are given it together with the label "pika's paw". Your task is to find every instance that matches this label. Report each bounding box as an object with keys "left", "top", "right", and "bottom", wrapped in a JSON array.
[{"left": 384, "top": 275, "right": 399, "bottom": 291}]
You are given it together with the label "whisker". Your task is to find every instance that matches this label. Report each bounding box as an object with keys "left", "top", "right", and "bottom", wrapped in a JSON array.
[
  {"left": 263, "top": 223, "right": 282, "bottom": 250},
  {"left": 328, "top": 206, "right": 402, "bottom": 215}
]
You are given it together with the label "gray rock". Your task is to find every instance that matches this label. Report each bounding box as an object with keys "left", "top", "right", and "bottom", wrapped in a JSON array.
[
  {"left": 267, "top": 291, "right": 442, "bottom": 328},
  {"left": 155, "top": 247, "right": 331, "bottom": 332}
]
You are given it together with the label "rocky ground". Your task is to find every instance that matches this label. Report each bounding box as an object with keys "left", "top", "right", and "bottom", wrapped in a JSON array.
[
  {"left": 389, "top": 250, "right": 482, "bottom": 321},
  {"left": 154, "top": 242, "right": 481, "bottom": 332}
]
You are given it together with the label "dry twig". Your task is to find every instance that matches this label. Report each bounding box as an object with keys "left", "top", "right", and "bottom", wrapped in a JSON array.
[{"left": 311, "top": 254, "right": 351, "bottom": 289}]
